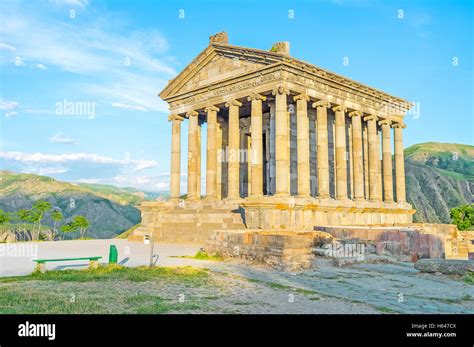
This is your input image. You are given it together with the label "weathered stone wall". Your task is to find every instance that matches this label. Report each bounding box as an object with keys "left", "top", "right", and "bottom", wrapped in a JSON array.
[
  {"left": 315, "top": 224, "right": 464, "bottom": 260},
  {"left": 205, "top": 229, "right": 315, "bottom": 271}
]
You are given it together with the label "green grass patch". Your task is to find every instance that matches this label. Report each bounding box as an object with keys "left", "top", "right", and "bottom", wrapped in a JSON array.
[
  {"left": 0, "top": 265, "right": 211, "bottom": 314},
  {"left": 463, "top": 272, "right": 474, "bottom": 285},
  {"left": 0, "top": 264, "right": 208, "bottom": 283},
  {"left": 172, "top": 250, "right": 223, "bottom": 261},
  {"left": 375, "top": 306, "right": 397, "bottom": 313}
]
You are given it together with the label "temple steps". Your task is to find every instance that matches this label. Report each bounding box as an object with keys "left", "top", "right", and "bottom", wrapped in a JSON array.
[{"left": 130, "top": 205, "right": 246, "bottom": 243}]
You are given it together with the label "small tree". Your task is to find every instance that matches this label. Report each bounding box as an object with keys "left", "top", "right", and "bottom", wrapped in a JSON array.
[
  {"left": 13, "top": 209, "right": 28, "bottom": 241},
  {"left": 32, "top": 200, "right": 52, "bottom": 238},
  {"left": 0, "top": 209, "right": 10, "bottom": 225},
  {"left": 60, "top": 222, "right": 77, "bottom": 239},
  {"left": 50, "top": 209, "right": 63, "bottom": 239},
  {"left": 450, "top": 204, "right": 474, "bottom": 231},
  {"left": 27, "top": 209, "right": 42, "bottom": 240},
  {"left": 72, "top": 215, "right": 89, "bottom": 239}
]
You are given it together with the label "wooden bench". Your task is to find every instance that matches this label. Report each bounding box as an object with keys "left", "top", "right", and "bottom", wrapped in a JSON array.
[{"left": 33, "top": 257, "right": 102, "bottom": 273}]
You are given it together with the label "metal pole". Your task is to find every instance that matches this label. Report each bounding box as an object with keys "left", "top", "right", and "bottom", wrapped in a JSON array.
[{"left": 149, "top": 233, "right": 155, "bottom": 267}]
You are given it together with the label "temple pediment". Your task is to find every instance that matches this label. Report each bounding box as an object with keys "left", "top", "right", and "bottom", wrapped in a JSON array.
[{"left": 160, "top": 43, "right": 286, "bottom": 100}]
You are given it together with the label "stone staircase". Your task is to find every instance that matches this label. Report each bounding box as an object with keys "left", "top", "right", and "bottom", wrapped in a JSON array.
[{"left": 130, "top": 204, "right": 246, "bottom": 243}]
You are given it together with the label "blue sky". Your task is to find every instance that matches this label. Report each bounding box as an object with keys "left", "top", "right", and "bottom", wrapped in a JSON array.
[{"left": 0, "top": 0, "right": 472, "bottom": 192}]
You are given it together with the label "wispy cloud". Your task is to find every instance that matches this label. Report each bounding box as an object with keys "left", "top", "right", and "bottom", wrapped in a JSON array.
[
  {"left": 0, "top": 100, "right": 19, "bottom": 118},
  {"left": 53, "top": 0, "right": 90, "bottom": 7},
  {"left": 0, "top": 43, "right": 16, "bottom": 51},
  {"left": 0, "top": 2, "right": 177, "bottom": 113},
  {"left": 0, "top": 151, "right": 157, "bottom": 171},
  {"left": 111, "top": 103, "right": 148, "bottom": 112}
]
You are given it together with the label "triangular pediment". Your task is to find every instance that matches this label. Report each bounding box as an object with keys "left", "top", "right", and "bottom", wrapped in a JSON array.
[{"left": 160, "top": 44, "right": 285, "bottom": 100}]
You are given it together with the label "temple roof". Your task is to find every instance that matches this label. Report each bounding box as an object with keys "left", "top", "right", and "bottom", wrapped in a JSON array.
[{"left": 159, "top": 36, "right": 412, "bottom": 111}]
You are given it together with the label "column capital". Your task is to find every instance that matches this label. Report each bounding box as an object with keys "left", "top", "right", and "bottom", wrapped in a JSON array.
[
  {"left": 168, "top": 114, "right": 184, "bottom": 122},
  {"left": 348, "top": 110, "right": 362, "bottom": 118},
  {"left": 293, "top": 93, "right": 310, "bottom": 102},
  {"left": 271, "top": 85, "right": 290, "bottom": 96},
  {"left": 363, "top": 114, "right": 378, "bottom": 122},
  {"left": 378, "top": 119, "right": 392, "bottom": 127},
  {"left": 186, "top": 110, "right": 199, "bottom": 118},
  {"left": 247, "top": 93, "right": 267, "bottom": 102},
  {"left": 312, "top": 100, "right": 330, "bottom": 108},
  {"left": 204, "top": 105, "right": 220, "bottom": 113},
  {"left": 391, "top": 121, "right": 407, "bottom": 129},
  {"left": 225, "top": 99, "right": 242, "bottom": 108},
  {"left": 332, "top": 104, "right": 347, "bottom": 113}
]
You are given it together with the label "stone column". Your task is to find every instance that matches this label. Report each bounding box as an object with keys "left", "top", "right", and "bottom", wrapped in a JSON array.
[
  {"left": 197, "top": 119, "right": 202, "bottom": 198},
  {"left": 225, "top": 99, "right": 242, "bottom": 199},
  {"left": 364, "top": 115, "right": 381, "bottom": 201},
  {"left": 272, "top": 85, "right": 290, "bottom": 196},
  {"left": 333, "top": 105, "right": 348, "bottom": 200},
  {"left": 379, "top": 119, "right": 394, "bottom": 202},
  {"left": 294, "top": 94, "right": 310, "bottom": 197},
  {"left": 349, "top": 111, "right": 364, "bottom": 201},
  {"left": 216, "top": 118, "right": 223, "bottom": 200},
  {"left": 313, "top": 100, "right": 330, "bottom": 198},
  {"left": 362, "top": 123, "right": 369, "bottom": 199},
  {"left": 168, "top": 114, "right": 184, "bottom": 200},
  {"left": 248, "top": 93, "right": 266, "bottom": 197},
  {"left": 376, "top": 126, "right": 383, "bottom": 201},
  {"left": 205, "top": 106, "right": 219, "bottom": 199},
  {"left": 187, "top": 111, "right": 199, "bottom": 200},
  {"left": 393, "top": 122, "right": 407, "bottom": 202}
]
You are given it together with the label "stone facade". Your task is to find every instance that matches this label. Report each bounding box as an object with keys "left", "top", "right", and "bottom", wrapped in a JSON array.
[{"left": 137, "top": 32, "right": 418, "bottom": 245}]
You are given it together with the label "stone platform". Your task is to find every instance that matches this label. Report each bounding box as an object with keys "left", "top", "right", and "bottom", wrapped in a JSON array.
[{"left": 205, "top": 229, "right": 320, "bottom": 271}]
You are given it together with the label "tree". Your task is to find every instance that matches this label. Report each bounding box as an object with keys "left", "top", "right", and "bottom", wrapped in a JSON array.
[
  {"left": 31, "top": 200, "right": 52, "bottom": 239},
  {"left": 15, "top": 209, "right": 34, "bottom": 241},
  {"left": 450, "top": 204, "right": 474, "bottom": 231},
  {"left": 0, "top": 209, "right": 10, "bottom": 225},
  {"left": 60, "top": 222, "right": 77, "bottom": 239},
  {"left": 72, "top": 215, "right": 89, "bottom": 239},
  {"left": 50, "top": 209, "right": 63, "bottom": 239}
]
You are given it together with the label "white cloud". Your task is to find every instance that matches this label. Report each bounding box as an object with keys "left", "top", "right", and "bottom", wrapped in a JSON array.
[
  {"left": 36, "top": 167, "right": 69, "bottom": 175},
  {"left": 50, "top": 132, "right": 76, "bottom": 144},
  {"left": 111, "top": 103, "right": 148, "bottom": 112},
  {"left": 1, "top": 100, "right": 19, "bottom": 117},
  {"left": 5, "top": 111, "right": 18, "bottom": 118},
  {"left": 0, "top": 100, "right": 19, "bottom": 111},
  {"left": 35, "top": 63, "right": 47, "bottom": 69},
  {"left": 0, "top": 151, "right": 157, "bottom": 171},
  {"left": 53, "top": 0, "right": 90, "bottom": 7},
  {"left": 0, "top": 43, "right": 16, "bottom": 51},
  {"left": 78, "top": 175, "right": 169, "bottom": 191}
]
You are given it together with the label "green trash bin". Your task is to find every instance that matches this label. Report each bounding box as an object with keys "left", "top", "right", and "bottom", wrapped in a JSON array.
[{"left": 108, "top": 245, "right": 118, "bottom": 264}]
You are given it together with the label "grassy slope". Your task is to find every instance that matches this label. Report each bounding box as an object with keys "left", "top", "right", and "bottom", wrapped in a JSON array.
[
  {"left": 0, "top": 171, "right": 143, "bottom": 238},
  {"left": 404, "top": 143, "right": 474, "bottom": 223}
]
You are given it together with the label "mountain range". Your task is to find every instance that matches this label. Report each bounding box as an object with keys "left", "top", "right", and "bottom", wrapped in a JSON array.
[{"left": 0, "top": 171, "right": 167, "bottom": 238}]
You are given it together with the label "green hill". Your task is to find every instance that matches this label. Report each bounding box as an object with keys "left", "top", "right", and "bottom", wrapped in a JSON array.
[
  {"left": 0, "top": 171, "right": 165, "bottom": 239},
  {"left": 404, "top": 142, "right": 474, "bottom": 223}
]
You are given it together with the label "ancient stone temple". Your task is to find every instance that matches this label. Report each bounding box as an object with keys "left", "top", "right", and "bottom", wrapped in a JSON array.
[{"left": 134, "top": 32, "right": 418, "bottom": 244}]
